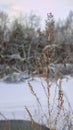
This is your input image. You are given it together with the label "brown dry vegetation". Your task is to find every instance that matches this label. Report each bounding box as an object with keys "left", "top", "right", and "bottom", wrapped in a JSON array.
[{"left": 26, "top": 13, "right": 73, "bottom": 130}]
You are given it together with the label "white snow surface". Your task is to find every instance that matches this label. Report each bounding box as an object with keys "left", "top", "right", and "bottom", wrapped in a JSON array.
[{"left": 0, "top": 76, "right": 73, "bottom": 123}]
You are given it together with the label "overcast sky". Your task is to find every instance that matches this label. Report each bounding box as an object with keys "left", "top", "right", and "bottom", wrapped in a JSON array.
[{"left": 0, "top": 0, "right": 73, "bottom": 21}]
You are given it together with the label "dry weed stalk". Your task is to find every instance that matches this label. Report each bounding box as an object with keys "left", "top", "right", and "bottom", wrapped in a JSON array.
[
  {"left": 26, "top": 13, "right": 73, "bottom": 130},
  {"left": 54, "top": 80, "right": 64, "bottom": 129},
  {"left": 27, "top": 13, "right": 58, "bottom": 130}
]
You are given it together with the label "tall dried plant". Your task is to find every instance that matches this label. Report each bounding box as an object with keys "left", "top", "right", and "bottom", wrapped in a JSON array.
[{"left": 26, "top": 13, "right": 73, "bottom": 130}]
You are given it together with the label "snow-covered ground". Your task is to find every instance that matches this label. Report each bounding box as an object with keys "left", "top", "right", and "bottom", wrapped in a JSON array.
[{"left": 0, "top": 76, "right": 73, "bottom": 124}]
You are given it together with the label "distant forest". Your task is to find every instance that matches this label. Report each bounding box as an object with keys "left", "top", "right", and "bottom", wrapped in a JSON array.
[{"left": 0, "top": 10, "right": 73, "bottom": 78}]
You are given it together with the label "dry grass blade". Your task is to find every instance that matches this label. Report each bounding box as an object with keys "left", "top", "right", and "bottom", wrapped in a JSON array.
[
  {"left": 0, "top": 112, "right": 7, "bottom": 120},
  {"left": 28, "top": 82, "right": 47, "bottom": 119},
  {"left": 25, "top": 106, "right": 34, "bottom": 122}
]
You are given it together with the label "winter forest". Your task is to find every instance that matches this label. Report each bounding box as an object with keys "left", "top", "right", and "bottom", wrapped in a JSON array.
[{"left": 0, "top": 10, "right": 73, "bottom": 81}]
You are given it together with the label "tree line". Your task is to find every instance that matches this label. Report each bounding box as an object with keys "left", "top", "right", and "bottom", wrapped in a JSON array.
[{"left": 0, "top": 11, "right": 73, "bottom": 78}]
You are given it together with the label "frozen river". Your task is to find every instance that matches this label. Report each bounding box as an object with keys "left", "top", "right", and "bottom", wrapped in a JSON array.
[{"left": 0, "top": 76, "right": 73, "bottom": 122}]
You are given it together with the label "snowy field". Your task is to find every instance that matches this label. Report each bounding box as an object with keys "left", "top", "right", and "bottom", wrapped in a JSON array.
[{"left": 0, "top": 76, "right": 73, "bottom": 124}]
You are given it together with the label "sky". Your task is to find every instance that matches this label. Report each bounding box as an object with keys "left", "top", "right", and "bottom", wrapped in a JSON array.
[{"left": 0, "top": 0, "right": 73, "bottom": 25}]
